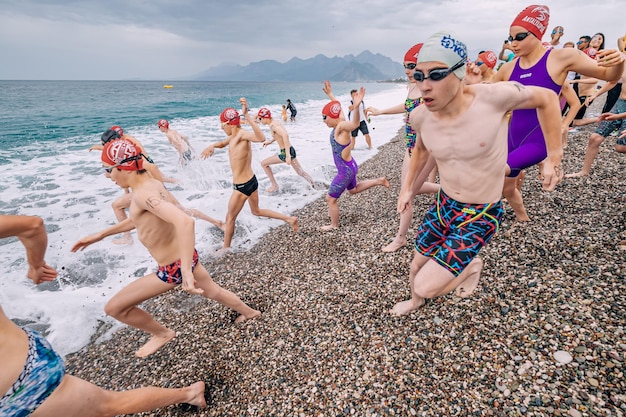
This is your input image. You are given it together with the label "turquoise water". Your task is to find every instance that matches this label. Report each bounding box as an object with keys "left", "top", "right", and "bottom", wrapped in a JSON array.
[{"left": 0, "top": 80, "right": 397, "bottom": 158}]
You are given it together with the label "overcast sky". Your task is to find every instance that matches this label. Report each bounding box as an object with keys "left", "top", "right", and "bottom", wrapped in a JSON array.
[{"left": 0, "top": 0, "right": 623, "bottom": 80}]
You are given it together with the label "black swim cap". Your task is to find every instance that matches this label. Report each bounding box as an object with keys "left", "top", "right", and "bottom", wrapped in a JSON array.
[{"left": 101, "top": 129, "right": 121, "bottom": 145}]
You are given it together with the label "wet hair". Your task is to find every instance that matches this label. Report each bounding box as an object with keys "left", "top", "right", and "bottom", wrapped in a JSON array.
[
  {"left": 350, "top": 89, "right": 357, "bottom": 95},
  {"left": 592, "top": 32, "right": 605, "bottom": 50}
]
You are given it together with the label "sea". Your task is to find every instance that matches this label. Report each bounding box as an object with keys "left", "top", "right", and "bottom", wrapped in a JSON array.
[{"left": 0, "top": 80, "right": 407, "bottom": 356}]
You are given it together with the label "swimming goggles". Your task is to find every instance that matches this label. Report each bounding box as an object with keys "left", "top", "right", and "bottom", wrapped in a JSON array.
[{"left": 413, "top": 58, "right": 466, "bottom": 82}]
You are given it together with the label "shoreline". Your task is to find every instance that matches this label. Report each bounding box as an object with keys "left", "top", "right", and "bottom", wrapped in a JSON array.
[{"left": 65, "top": 109, "right": 625, "bottom": 415}]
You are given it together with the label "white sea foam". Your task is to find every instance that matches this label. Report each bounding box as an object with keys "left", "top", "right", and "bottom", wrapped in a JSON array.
[{"left": 0, "top": 84, "right": 407, "bottom": 355}]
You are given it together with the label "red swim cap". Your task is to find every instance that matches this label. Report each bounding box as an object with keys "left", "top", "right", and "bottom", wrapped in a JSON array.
[
  {"left": 157, "top": 119, "right": 169, "bottom": 128},
  {"left": 257, "top": 107, "right": 272, "bottom": 119},
  {"left": 477, "top": 51, "right": 498, "bottom": 69},
  {"left": 511, "top": 5, "right": 550, "bottom": 40},
  {"left": 110, "top": 125, "right": 124, "bottom": 136},
  {"left": 584, "top": 48, "right": 597, "bottom": 59},
  {"left": 101, "top": 138, "right": 144, "bottom": 171},
  {"left": 322, "top": 101, "right": 342, "bottom": 119},
  {"left": 404, "top": 43, "right": 423, "bottom": 63},
  {"left": 220, "top": 108, "right": 240, "bottom": 125}
]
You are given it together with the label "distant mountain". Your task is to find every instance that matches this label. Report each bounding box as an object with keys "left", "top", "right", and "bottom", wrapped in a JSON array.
[{"left": 190, "top": 51, "right": 405, "bottom": 82}]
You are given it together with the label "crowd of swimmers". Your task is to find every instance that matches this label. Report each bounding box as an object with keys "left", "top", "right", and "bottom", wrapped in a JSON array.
[{"left": 1, "top": 4, "right": 625, "bottom": 415}]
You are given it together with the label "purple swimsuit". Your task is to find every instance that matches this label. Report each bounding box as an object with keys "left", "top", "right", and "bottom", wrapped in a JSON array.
[
  {"left": 507, "top": 50, "right": 561, "bottom": 177},
  {"left": 328, "top": 129, "right": 358, "bottom": 199}
]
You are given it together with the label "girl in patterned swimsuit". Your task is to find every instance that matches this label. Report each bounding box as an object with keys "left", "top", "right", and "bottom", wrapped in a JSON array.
[{"left": 365, "top": 43, "right": 440, "bottom": 252}]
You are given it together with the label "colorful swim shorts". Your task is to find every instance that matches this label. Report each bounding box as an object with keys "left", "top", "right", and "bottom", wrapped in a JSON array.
[
  {"left": 0, "top": 328, "right": 66, "bottom": 417},
  {"left": 156, "top": 249, "right": 199, "bottom": 285},
  {"left": 414, "top": 189, "right": 504, "bottom": 276}
]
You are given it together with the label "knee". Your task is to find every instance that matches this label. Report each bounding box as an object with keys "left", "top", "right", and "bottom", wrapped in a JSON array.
[
  {"left": 589, "top": 134, "right": 605, "bottom": 147},
  {"left": 325, "top": 195, "right": 337, "bottom": 204},
  {"left": 104, "top": 299, "right": 125, "bottom": 318}
]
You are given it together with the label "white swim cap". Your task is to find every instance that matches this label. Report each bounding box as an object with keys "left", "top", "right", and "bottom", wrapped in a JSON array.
[{"left": 418, "top": 31, "right": 468, "bottom": 80}]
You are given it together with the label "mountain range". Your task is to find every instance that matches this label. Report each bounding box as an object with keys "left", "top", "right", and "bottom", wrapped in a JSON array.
[{"left": 190, "top": 50, "right": 405, "bottom": 82}]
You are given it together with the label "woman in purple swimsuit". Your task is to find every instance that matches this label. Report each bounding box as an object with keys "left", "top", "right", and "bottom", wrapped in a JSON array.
[
  {"left": 490, "top": 4, "right": 624, "bottom": 221},
  {"left": 365, "top": 44, "right": 439, "bottom": 252}
]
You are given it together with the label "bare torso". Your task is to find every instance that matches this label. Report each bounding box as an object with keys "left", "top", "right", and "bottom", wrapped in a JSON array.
[
  {"left": 410, "top": 84, "right": 509, "bottom": 204},
  {"left": 226, "top": 130, "right": 255, "bottom": 183},
  {"left": 129, "top": 178, "right": 185, "bottom": 265}
]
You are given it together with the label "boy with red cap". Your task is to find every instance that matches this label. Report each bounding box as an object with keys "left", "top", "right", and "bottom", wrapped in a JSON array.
[
  {"left": 364, "top": 43, "right": 439, "bottom": 252},
  {"left": 256, "top": 107, "right": 315, "bottom": 193},
  {"left": 390, "top": 30, "right": 563, "bottom": 316},
  {"left": 200, "top": 98, "right": 298, "bottom": 250},
  {"left": 72, "top": 137, "right": 261, "bottom": 358},
  {"left": 490, "top": 4, "right": 624, "bottom": 221},
  {"left": 320, "top": 82, "right": 389, "bottom": 231},
  {"left": 157, "top": 119, "right": 194, "bottom": 166}
]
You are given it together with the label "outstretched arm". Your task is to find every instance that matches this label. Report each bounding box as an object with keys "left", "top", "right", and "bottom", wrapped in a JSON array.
[
  {"left": 0, "top": 215, "right": 58, "bottom": 284},
  {"left": 71, "top": 218, "right": 135, "bottom": 253},
  {"left": 240, "top": 97, "right": 266, "bottom": 143}
]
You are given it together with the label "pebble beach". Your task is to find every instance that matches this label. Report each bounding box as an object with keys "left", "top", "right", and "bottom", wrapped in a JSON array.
[{"left": 65, "top": 99, "right": 625, "bottom": 416}]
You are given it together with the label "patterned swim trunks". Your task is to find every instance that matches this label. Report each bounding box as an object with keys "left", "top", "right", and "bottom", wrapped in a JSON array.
[
  {"left": 415, "top": 189, "right": 504, "bottom": 276},
  {"left": 156, "top": 249, "right": 199, "bottom": 285}
]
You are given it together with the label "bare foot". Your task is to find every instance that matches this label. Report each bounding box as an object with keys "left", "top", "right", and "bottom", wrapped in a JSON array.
[
  {"left": 455, "top": 258, "right": 483, "bottom": 298},
  {"left": 320, "top": 224, "right": 338, "bottom": 231},
  {"left": 266, "top": 185, "right": 279, "bottom": 193},
  {"left": 389, "top": 298, "right": 427, "bottom": 316},
  {"left": 135, "top": 330, "right": 177, "bottom": 358},
  {"left": 382, "top": 177, "right": 390, "bottom": 188},
  {"left": 185, "top": 382, "right": 207, "bottom": 408},
  {"left": 381, "top": 237, "right": 407, "bottom": 253},
  {"left": 234, "top": 309, "right": 261, "bottom": 323},
  {"left": 215, "top": 220, "right": 226, "bottom": 232},
  {"left": 565, "top": 171, "right": 588, "bottom": 178},
  {"left": 287, "top": 216, "right": 298, "bottom": 232},
  {"left": 214, "top": 247, "right": 231, "bottom": 257},
  {"left": 112, "top": 234, "right": 133, "bottom": 245}
]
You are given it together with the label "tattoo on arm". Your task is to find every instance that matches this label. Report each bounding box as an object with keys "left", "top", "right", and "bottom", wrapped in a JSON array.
[
  {"left": 512, "top": 81, "right": 525, "bottom": 92},
  {"left": 146, "top": 196, "right": 162, "bottom": 210}
]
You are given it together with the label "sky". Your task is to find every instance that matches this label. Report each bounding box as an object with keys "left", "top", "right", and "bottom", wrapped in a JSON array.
[{"left": 0, "top": 0, "right": 623, "bottom": 80}]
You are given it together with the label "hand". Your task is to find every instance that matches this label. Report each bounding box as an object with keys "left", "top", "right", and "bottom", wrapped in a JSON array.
[
  {"left": 181, "top": 270, "right": 203, "bottom": 295},
  {"left": 322, "top": 80, "right": 332, "bottom": 96},
  {"left": 71, "top": 234, "right": 101, "bottom": 252},
  {"left": 397, "top": 190, "right": 412, "bottom": 214},
  {"left": 598, "top": 112, "right": 617, "bottom": 121},
  {"left": 201, "top": 145, "right": 214, "bottom": 159},
  {"left": 584, "top": 96, "right": 595, "bottom": 106},
  {"left": 364, "top": 107, "right": 377, "bottom": 117},
  {"left": 239, "top": 97, "right": 249, "bottom": 114},
  {"left": 541, "top": 161, "right": 563, "bottom": 191},
  {"left": 595, "top": 49, "right": 626, "bottom": 67},
  {"left": 619, "top": 130, "right": 626, "bottom": 140},
  {"left": 28, "top": 262, "right": 58, "bottom": 285},
  {"left": 262, "top": 141, "right": 271, "bottom": 148},
  {"left": 464, "top": 62, "right": 483, "bottom": 85}
]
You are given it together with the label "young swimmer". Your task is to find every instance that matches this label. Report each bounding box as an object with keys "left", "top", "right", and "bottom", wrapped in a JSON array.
[
  {"left": 320, "top": 82, "right": 390, "bottom": 231},
  {"left": 489, "top": 4, "right": 624, "bottom": 221},
  {"left": 157, "top": 119, "right": 195, "bottom": 165},
  {"left": 0, "top": 215, "right": 207, "bottom": 416},
  {"left": 200, "top": 98, "right": 298, "bottom": 250},
  {"left": 364, "top": 43, "right": 440, "bottom": 252},
  {"left": 72, "top": 138, "right": 260, "bottom": 357},
  {"left": 257, "top": 107, "right": 315, "bottom": 193},
  {"left": 390, "top": 30, "right": 563, "bottom": 316}
]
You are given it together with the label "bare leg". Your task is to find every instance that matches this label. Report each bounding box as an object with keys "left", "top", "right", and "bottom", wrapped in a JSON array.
[
  {"left": 389, "top": 252, "right": 430, "bottom": 316},
  {"left": 321, "top": 195, "right": 340, "bottom": 231},
  {"left": 32, "top": 376, "right": 206, "bottom": 417},
  {"left": 502, "top": 175, "right": 529, "bottom": 222},
  {"left": 348, "top": 177, "right": 390, "bottom": 194},
  {"left": 566, "top": 133, "right": 606, "bottom": 178},
  {"left": 247, "top": 191, "right": 298, "bottom": 232},
  {"left": 183, "top": 208, "right": 225, "bottom": 232},
  {"left": 104, "top": 274, "right": 177, "bottom": 357},
  {"left": 222, "top": 191, "right": 249, "bottom": 249},
  {"left": 193, "top": 263, "right": 261, "bottom": 322},
  {"left": 290, "top": 158, "right": 315, "bottom": 187},
  {"left": 261, "top": 155, "right": 282, "bottom": 192},
  {"left": 454, "top": 258, "right": 483, "bottom": 298},
  {"left": 383, "top": 154, "right": 439, "bottom": 253},
  {"left": 365, "top": 134, "right": 372, "bottom": 149},
  {"left": 111, "top": 192, "right": 133, "bottom": 244}
]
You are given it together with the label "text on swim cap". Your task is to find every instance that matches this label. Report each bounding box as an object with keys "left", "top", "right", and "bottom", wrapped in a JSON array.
[{"left": 440, "top": 35, "right": 467, "bottom": 60}]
